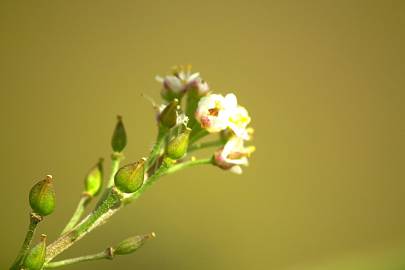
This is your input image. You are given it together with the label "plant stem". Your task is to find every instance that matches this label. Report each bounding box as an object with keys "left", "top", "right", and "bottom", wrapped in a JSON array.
[
  {"left": 124, "top": 159, "right": 172, "bottom": 205},
  {"left": 45, "top": 189, "right": 122, "bottom": 263},
  {"left": 185, "top": 90, "right": 199, "bottom": 128},
  {"left": 95, "top": 153, "right": 124, "bottom": 209},
  {"left": 107, "top": 153, "right": 123, "bottom": 188},
  {"left": 189, "top": 129, "right": 208, "bottom": 145},
  {"left": 165, "top": 158, "right": 213, "bottom": 175},
  {"left": 9, "top": 213, "right": 42, "bottom": 270},
  {"left": 60, "top": 194, "right": 92, "bottom": 235},
  {"left": 44, "top": 157, "right": 212, "bottom": 264},
  {"left": 147, "top": 127, "right": 167, "bottom": 169},
  {"left": 188, "top": 140, "right": 224, "bottom": 153},
  {"left": 45, "top": 249, "right": 112, "bottom": 269}
]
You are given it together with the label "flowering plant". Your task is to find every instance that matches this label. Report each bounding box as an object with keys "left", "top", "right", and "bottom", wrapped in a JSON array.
[{"left": 9, "top": 66, "right": 255, "bottom": 270}]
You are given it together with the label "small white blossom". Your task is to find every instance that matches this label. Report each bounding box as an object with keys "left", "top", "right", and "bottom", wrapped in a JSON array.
[
  {"left": 228, "top": 105, "right": 252, "bottom": 140},
  {"left": 214, "top": 136, "right": 255, "bottom": 174},
  {"left": 195, "top": 93, "right": 238, "bottom": 133}
]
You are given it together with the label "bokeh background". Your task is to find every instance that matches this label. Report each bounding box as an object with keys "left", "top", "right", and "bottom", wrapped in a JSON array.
[{"left": 1, "top": 1, "right": 404, "bottom": 269}]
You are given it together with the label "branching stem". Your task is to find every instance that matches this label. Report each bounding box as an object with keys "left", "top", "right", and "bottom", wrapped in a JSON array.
[
  {"left": 44, "top": 157, "right": 212, "bottom": 263},
  {"left": 61, "top": 194, "right": 92, "bottom": 235}
]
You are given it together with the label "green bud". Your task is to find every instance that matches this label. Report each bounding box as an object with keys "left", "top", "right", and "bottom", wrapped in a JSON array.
[
  {"left": 84, "top": 158, "right": 104, "bottom": 197},
  {"left": 29, "top": 175, "right": 55, "bottom": 216},
  {"left": 114, "top": 233, "right": 156, "bottom": 255},
  {"left": 23, "top": 234, "right": 46, "bottom": 270},
  {"left": 158, "top": 99, "right": 179, "bottom": 129},
  {"left": 114, "top": 158, "right": 146, "bottom": 193},
  {"left": 166, "top": 128, "right": 191, "bottom": 160},
  {"left": 111, "top": 115, "right": 127, "bottom": 153}
]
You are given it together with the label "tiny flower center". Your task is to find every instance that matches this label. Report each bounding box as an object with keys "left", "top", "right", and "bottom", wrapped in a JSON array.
[{"left": 208, "top": 108, "right": 219, "bottom": 116}]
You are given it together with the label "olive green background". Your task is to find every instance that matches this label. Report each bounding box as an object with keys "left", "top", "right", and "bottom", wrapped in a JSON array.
[{"left": 1, "top": 1, "right": 404, "bottom": 269}]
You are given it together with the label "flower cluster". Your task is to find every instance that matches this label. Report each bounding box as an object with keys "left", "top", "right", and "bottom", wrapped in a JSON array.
[{"left": 156, "top": 66, "right": 255, "bottom": 174}]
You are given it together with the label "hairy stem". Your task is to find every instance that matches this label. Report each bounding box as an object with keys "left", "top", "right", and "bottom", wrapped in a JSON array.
[
  {"left": 61, "top": 194, "right": 91, "bottom": 235},
  {"left": 9, "top": 213, "right": 42, "bottom": 270},
  {"left": 45, "top": 249, "right": 112, "bottom": 269}
]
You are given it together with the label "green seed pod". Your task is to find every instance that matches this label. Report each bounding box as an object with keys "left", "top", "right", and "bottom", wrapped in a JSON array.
[
  {"left": 23, "top": 234, "right": 46, "bottom": 270},
  {"left": 166, "top": 128, "right": 191, "bottom": 160},
  {"left": 158, "top": 99, "right": 179, "bottom": 129},
  {"left": 29, "top": 175, "right": 55, "bottom": 216},
  {"left": 111, "top": 115, "right": 127, "bottom": 153},
  {"left": 114, "top": 233, "right": 156, "bottom": 256},
  {"left": 84, "top": 158, "right": 104, "bottom": 197},
  {"left": 114, "top": 158, "right": 146, "bottom": 193}
]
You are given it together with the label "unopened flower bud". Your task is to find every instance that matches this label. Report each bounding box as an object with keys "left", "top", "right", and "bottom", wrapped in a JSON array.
[
  {"left": 22, "top": 234, "right": 46, "bottom": 270},
  {"left": 166, "top": 128, "right": 191, "bottom": 160},
  {"left": 84, "top": 158, "right": 104, "bottom": 197},
  {"left": 158, "top": 99, "right": 179, "bottom": 129},
  {"left": 111, "top": 115, "right": 127, "bottom": 153},
  {"left": 114, "top": 158, "right": 146, "bottom": 193},
  {"left": 29, "top": 175, "right": 55, "bottom": 216},
  {"left": 114, "top": 233, "right": 156, "bottom": 255}
]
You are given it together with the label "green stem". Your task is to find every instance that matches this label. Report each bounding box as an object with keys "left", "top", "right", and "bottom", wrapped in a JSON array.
[
  {"left": 61, "top": 194, "right": 91, "bottom": 235},
  {"left": 45, "top": 189, "right": 122, "bottom": 263},
  {"left": 189, "top": 129, "right": 208, "bottom": 145},
  {"left": 44, "top": 158, "right": 212, "bottom": 264},
  {"left": 124, "top": 160, "right": 172, "bottom": 205},
  {"left": 107, "top": 154, "right": 123, "bottom": 188},
  {"left": 147, "top": 127, "right": 167, "bottom": 169},
  {"left": 45, "top": 250, "right": 111, "bottom": 269},
  {"left": 165, "top": 158, "right": 213, "bottom": 175},
  {"left": 95, "top": 153, "right": 123, "bottom": 209},
  {"left": 126, "top": 158, "right": 213, "bottom": 205},
  {"left": 188, "top": 140, "right": 224, "bottom": 153},
  {"left": 185, "top": 90, "right": 199, "bottom": 128},
  {"left": 9, "top": 213, "right": 42, "bottom": 270}
]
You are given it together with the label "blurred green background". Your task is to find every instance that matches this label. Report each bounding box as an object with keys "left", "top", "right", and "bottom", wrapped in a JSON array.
[{"left": 1, "top": 1, "right": 404, "bottom": 269}]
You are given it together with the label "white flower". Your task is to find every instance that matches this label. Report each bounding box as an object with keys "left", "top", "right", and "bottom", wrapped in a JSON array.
[
  {"left": 227, "top": 105, "right": 252, "bottom": 140},
  {"left": 195, "top": 93, "right": 238, "bottom": 133},
  {"left": 214, "top": 136, "right": 255, "bottom": 174}
]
